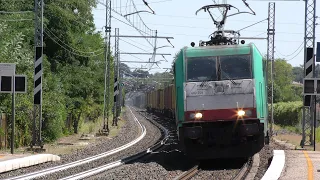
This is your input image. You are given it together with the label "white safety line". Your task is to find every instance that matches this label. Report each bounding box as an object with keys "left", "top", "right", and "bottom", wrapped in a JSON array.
[
  {"left": 261, "top": 150, "right": 285, "bottom": 180},
  {"left": 6, "top": 106, "right": 146, "bottom": 180}
]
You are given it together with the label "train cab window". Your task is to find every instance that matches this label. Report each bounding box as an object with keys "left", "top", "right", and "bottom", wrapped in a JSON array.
[
  {"left": 186, "top": 57, "right": 217, "bottom": 81},
  {"left": 219, "top": 55, "right": 251, "bottom": 80}
]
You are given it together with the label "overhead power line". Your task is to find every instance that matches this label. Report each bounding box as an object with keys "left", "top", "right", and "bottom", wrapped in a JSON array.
[
  {"left": 96, "top": 0, "right": 172, "bottom": 10},
  {"left": 275, "top": 41, "right": 304, "bottom": 57},
  {"left": 120, "top": 38, "right": 148, "bottom": 52},
  {"left": 44, "top": 31, "right": 104, "bottom": 58},
  {"left": 284, "top": 47, "right": 304, "bottom": 61},
  {"left": 0, "top": 10, "right": 34, "bottom": 14},
  {"left": 0, "top": 18, "right": 33, "bottom": 22},
  {"left": 45, "top": 28, "right": 104, "bottom": 54}
]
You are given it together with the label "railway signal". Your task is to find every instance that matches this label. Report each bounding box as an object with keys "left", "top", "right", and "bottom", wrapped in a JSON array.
[
  {"left": 316, "top": 42, "right": 320, "bottom": 62},
  {"left": 303, "top": 77, "right": 319, "bottom": 151}
]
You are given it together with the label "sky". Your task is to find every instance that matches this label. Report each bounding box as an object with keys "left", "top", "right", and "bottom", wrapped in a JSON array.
[{"left": 92, "top": 0, "right": 320, "bottom": 74}]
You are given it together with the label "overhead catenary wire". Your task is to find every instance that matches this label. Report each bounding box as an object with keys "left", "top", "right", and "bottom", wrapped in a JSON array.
[
  {"left": 44, "top": 31, "right": 104, "bottom": 58},
  {"left": 120, "top": 38, "right": 149, "bottom": 52},
  {"left": 0, "top": 10, "right": 34, "bottom": 14},
  {"left": 237, "top": 18, "right": 268, "bottom": 32},
  {"left": 0, "top": 18, "right": 33, "bottom": 22},
  {"left": 97, "top": 0, "right": 155, "bottom": 47},
  {"left": 283, "top": 47, "right": 304, "bottom": 61},
  {"left": 98, "top": 16, "right": 308, "bottom": 35},
  {"left": 120, "top": 50, "right": 146, "bottom": 61},
  {"left": 45, "top": 28, "right": 104, "bottom": 54},
  {"left": 125, "top": 37, "right": 151, "bottom": 49},
  {"left": 275, "top": 41, "right": 304, "bottom": 57}
]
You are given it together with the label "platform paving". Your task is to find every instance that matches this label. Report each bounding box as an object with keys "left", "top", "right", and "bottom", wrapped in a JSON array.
[
  {"left": 0, "top": 153, "right": 60, "bottom": 173},
  {"left": 262, "top": 150, "right": 320, "bottom": 180}
]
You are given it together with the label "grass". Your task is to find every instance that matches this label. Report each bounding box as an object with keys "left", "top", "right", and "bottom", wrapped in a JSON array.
[
  {"left": 316, "top": 128, "right": 320, "bottom": 143},
  {"left": 273, "top": 124, "right": 302, "bottom": 134},
  {"left": 79, "top": 117, "right": 103, "bottom": 134},
  {"left": 45, "top": 110, "right": 127, "bottom": 155},
  {"left": 0, "top": 109, "right": 128, "bottom": 155},
  {"left": 274, "top": 124, "right": 320, "bottom": 144},
  {"left": 109, "top": 107, "right": 126, "bottom": 137},
  {"left": 79, "top": 107, "right": 126, "bottom": 137}
]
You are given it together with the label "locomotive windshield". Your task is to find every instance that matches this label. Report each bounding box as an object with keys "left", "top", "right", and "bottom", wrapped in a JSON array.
[
  {"left": 220, "top": 55, "right": 252, "bottom": 80},
  {"left": 187, "top": 57, "right": 217, "bottom": 81},
  {"left": 186, "top": 54, "right": 251, "bottom": 81}
]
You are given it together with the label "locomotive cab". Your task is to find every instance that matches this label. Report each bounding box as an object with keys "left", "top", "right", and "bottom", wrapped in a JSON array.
[{"left": 174, "top": 44, "right": 268, "bottom": 159}]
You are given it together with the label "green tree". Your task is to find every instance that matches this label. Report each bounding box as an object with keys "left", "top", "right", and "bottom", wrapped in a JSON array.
[
  {"left": 0, "top": 0, "right": 114, "bottom": 147},
  {"left": 292, "top": 65, "right": 303, "bottom": 83},
  {"left": 268, "top": 59, "right": 302, "bottom": 103}
]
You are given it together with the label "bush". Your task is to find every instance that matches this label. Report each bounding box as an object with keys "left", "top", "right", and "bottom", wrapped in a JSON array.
[{"left": 271, "top": 101, "right": 303, "bottom": 126}]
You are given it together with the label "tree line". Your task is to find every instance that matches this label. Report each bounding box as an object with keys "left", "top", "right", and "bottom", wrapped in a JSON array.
[{"left": 0, "top": 0, "right": 115, "bottom": 147}]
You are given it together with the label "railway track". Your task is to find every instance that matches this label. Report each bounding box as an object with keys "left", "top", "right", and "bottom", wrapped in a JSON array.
[
  {"left": 174, "top": 165, "right": 200, "bottom": 180},
  {"left": 5, "top": 106, "right": 168, "bottom": 180},
  {"left": 174, "top": 155, "right": 256, "bottom": 180},
  {"left": 59, "top": 107, "right": 169, "bottom": 180}
]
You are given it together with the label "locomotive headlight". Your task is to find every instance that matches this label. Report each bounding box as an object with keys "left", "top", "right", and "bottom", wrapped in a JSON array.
[
  {"left": 237, "top": 110, "right": 245, "bottom": 116},
  {"left": 190, "top": 113, "right": 203, "bottom": 119},
  {"left": 195, "top": 112, "right": 203, "bottom": 119}
]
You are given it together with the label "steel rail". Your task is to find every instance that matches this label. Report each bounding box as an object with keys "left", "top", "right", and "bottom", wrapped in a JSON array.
[
  {"left": 58, "top": 107, "right": 169, "bottom": 180},
  {"left": 5, "top": 106, "right": 146, "bottom": 180},
  {"left": 174, "top": 165, "right": 200, "bottom": 180},
  {"left": 232, "top": 156, "right": 255, "bottom": 180}
]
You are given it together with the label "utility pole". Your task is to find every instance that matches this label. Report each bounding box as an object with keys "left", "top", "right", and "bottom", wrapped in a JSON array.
[
  {"left": 102, "top": 0, "right": 111, "bottom": 135},
  {"left": 301, "top": 0, "right": 316, "bottom": 148},
  {"left": 266, "top": 2, "right": 275, "bottom": 140},
  {"left": 31, "top": 0, "right": 44, "bottom": 149},
  {"left": 113, "top": 28, "right": 120, "bottom": 126}
]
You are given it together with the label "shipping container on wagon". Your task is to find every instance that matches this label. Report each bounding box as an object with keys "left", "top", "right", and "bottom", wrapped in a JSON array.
[
  {"left": 167, "top": 85, "right": 173, "bottom": 111},
  {"left": 172, "top": 84, "right": 176, "bottom": 113},
  {"left": 134, "top": 95, "right": 140, "bottom": 107},
  {"left": 140, "top": 94, "right": 146, "bottom": 108},
  {"left": 156, "top": 89, "right": 160, "bottom": 110},
  {"left": 146, "top": 92, "right": 149, "bottom": 109},
  {"left": 159, "top": 89, "right": 164, "bottom": 111},
  {"left": 164, "top": 86, "right": 169, "bottom": 110},
  {"left": 152, "top": 90, "right": 157, "bottom": 110},
  {"left": 150, "top": 91, "right": 153, "bottom": 109},
  {"left": 145, "top": 93, "right": 149, "bottom": 109}
]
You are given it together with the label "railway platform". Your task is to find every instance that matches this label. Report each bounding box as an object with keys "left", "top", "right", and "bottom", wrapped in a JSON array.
[
  {"left": 0, "top": 153, "right": 60, "bottom": 173},
  {"left": 262, "top": 150, "right": 320, "bottom": 180}
]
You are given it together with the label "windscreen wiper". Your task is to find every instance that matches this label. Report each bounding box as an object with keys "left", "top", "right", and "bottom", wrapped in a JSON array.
[{"left": 220, "top": 69, "right": 237, "bottom": 85}]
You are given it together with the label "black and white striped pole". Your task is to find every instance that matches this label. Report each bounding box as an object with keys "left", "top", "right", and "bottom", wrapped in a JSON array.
[{"left": 31, "top": 0, "right": 44, "bottom": 149}]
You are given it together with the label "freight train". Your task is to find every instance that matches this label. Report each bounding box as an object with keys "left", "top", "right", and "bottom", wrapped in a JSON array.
[{"left": 133, "top": 4, "right": 269, "bottom": 160}]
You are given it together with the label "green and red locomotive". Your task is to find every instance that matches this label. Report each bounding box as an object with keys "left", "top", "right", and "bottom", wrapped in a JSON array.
[
  {"left": 145, "top": 41, "right": 268, "bottom": 159},
  {"left": 143, "top": 4, "right": 269, "bottom": 159}
]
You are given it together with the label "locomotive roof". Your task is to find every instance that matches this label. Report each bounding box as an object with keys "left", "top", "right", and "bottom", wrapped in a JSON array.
[
  {"left": 184, "top": 43, "right": 259, "bottom": 58},
  {"left": 185, "top": 43, "right": 255, "bottom": 51}
]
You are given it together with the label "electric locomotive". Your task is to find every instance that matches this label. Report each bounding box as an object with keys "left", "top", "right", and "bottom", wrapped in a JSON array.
[
  {"left": 143, "top": 3, "right": 269, "bottom": 159},
  {"left": 170, "top": 4, "right": 268, "bottom": 159},
  {"left": 173, "top": 42, "right": 268, "bottom": 159}
]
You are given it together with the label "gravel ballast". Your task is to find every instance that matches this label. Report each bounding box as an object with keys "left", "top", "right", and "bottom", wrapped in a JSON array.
[
  {"left": 34, "top": 108, "right": 162, "bottom": 180},
  {"left": 1, "top": 107, "right": 288, "bottom": 180},
  {"left": 91, "top": 110, "right": 289, "bottom": 180},
  {"left": 254, "top": 140, "right": 288, "bottom": 180},
  {"left": 0, "top": 108, "right": 141, "bottom": 179},
  {"left": 89, "top": 110, "right": 196, "bottom": 179}
]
